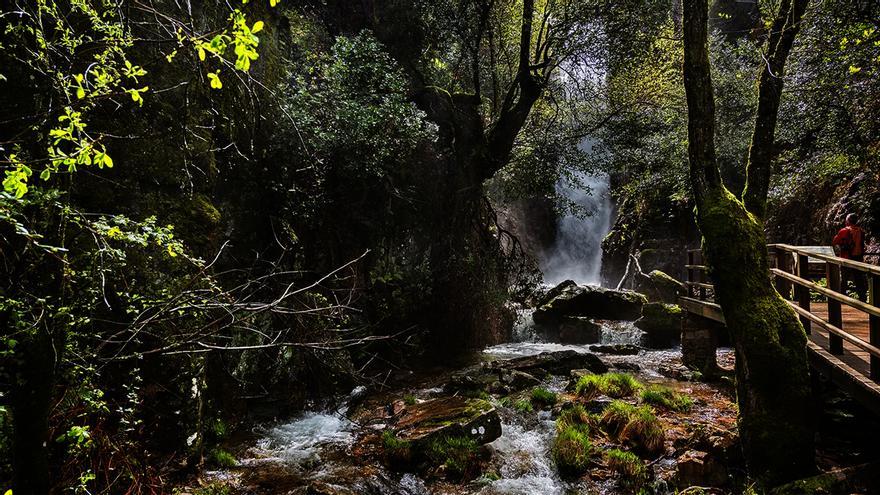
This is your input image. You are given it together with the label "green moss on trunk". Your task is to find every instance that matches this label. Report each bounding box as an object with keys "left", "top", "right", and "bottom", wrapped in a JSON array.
[{"left": 697, "top": 187, "right": 814, "bottom": 485}]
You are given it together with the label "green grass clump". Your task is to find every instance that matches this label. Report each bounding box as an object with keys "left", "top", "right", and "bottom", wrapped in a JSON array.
[
  {"left": 552, "top": 424, "right": 593, "bottom": 477},
  {"left": 427, "top": 435, "right": 479, "bottom": 477},
  {"left": 513, "top": 399, "right": 534, "bottom": 413},
  {"left": 209, "top": 449, "right": 237, "bottom": 468},
  {"left": 382, "top": 430, "right": 412, "bottom": 466},
  {"left": 640, "top": 384, "right": 693, "bottom": 412},
  {"left": 575, "top": 373, "right": 642, "bottom": 399},
  {"left": 556, "top": 404, "right": 591, "bottom": 435},
  {"left": 599, "top": 401, "right": 664, "bottom": 454},
  {"left": 605, "top": 448, "right": 646, "bottom": 482},
  {"left": 403, "top": 394, "right": 418, "bottom": 405},
  {"left": 530, "top": 387, "right": 558, "bottom": 406}
]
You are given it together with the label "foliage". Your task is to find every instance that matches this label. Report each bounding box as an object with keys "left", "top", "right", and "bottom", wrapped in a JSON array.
[
  {"left": 599, "top": 401, "right": 664, "bottom": 454},
  {"left": 513, "top": 399, "right": 534, "bottom": 414},
  {"left": 605, "top": 448, "right": 646, "bottom": 484},
  {"left": 427, "top": 436, "right": 479, "bottom": 478}
]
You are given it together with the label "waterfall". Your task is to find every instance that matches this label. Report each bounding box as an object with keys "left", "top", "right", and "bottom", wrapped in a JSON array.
[{"left": 539, "top": 171, "right": 613, "bottom": 287}]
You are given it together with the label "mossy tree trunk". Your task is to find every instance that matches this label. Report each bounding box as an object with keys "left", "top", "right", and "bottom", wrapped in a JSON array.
[{"left": 682, "top": 0, "right": 814, "bottom": 486}]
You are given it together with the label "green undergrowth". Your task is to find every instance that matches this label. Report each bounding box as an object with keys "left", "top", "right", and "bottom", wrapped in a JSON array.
[
  {"left": 556, "top": 403, "right": 592, "bottom": 434},
  {"left": 531, "top": 387, "right": 558, "bottom": 406},
  {"left": 382, "top": 430, "right": 412, "bottom": 465},
  {"left": 640, "top": 384, "right": 693, "bottom": 412},
  {"left": 599, "top": 401, "right": 664, "bottom": 455},
  {"left": 575, "top": 373, "right": 642, "bottom": 399},
  {"left": 209, "top": 449, "right": 237, "bottom": 468},
  {"left": 513, "top": 399, "right": 534, "bottom": 413}
]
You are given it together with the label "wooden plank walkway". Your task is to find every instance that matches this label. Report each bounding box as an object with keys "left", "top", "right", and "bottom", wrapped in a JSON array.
[{"left": 679, "top": 245, "right": 880, "bottom": 415}]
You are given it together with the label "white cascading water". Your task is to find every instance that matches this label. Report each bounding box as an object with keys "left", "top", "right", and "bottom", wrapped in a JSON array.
[{"left": 539, "top": 171, "right": 613, "bottom": 287}]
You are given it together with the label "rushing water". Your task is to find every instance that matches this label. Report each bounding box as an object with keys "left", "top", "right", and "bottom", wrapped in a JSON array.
[{"left": 540, "top": 171, "right": 613, "bottom": 286}]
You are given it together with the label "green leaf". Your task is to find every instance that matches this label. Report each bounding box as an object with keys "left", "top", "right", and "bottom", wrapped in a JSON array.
[
  {"left": 252, "top": 21, "right": 264, "bottom": 33},
  {"left": 103, "top": 154, "right": 113, "bottom": 168},
  {"left": 40, "top": 169, "right": 51, "bottom": 180},
  {"left": 76, "top": 86, "right": 85, "bottom": 99}
]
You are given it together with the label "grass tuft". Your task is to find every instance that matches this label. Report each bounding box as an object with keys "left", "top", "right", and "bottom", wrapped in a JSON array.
[
  {"left": 575, "top": 373, "right": 642, "bottom": 399},
  {"left": 209, "top": 449, "right": 237, "bottom": 468},
  {"left": 513, "top": 399, "right": 534, "bottom": 413},
  {"left": 530, "top": 387, "right": 558, "bottom": 406},
  {"left": 605, "top": 448, "right": 646, "bottom": 483},
  {"left": 427, "top": 435, "right": 479, "bottom": 477},
  {"left": 640, "top": 384, "right": 693, "bottom": 412},
  {"left": 556, "top": 403, "right": 591, "bottom": 435},
  {"left": 552, "top": 423, "right": 593, "bottom": 477},
  {"left": 599, "top": 401, "right": 664, "bottom": 455}
]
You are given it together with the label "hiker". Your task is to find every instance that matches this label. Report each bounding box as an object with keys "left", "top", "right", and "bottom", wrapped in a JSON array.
[{"left": 832, "top": 213, "right": 868, "bottom": 302}]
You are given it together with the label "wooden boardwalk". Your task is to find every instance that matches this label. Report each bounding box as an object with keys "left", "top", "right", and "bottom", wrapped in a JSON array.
[{"left": 680, "top": 245, "right": 880, "bottom": 415}]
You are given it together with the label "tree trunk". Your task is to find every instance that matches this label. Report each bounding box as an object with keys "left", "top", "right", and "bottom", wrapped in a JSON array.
[{"left": 682, "top": 0, "right": 815, "bottom": 486}]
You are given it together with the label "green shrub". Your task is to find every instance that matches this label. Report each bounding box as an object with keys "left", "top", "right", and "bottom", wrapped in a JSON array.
[
  {"left": 427, "top": 435, "right": 479, "bottom": 477},
  {"left": 513, "top": 399, "right": 534, "bottom": 413},
  {"left": 530, "top": 387, "right": 558, "bottom": 406},
  {"left": 552, "top": 424, "right": 593, "bottom": 477},
  {"left": 640, "top": 384, "right": 693, "bottom": 412},
  {"left": 575, "top": 373, "right": 642, "bottom": 399},
  {"left": 605, "top": 448, "right": 646, "bottom": 482}
]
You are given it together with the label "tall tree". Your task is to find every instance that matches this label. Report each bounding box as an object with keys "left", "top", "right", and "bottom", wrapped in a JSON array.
[{"left": 681, "top": 0, "right": 814, "bottom": 486}]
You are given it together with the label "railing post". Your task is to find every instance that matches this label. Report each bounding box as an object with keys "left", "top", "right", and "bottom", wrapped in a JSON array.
[
  {"left": 870, "top": 274, "right": 879, "bottom": 381},
  {"left": 797, "top": 253, "right": 811, "bottom": 335},
  {"left": 774, "top": 248, "right": 793, "bottom": 300},
  {"left": 698, "top": 251, "right": 707, "bottom": 301},
  {"left": 826, "top": 262, "right": 843, "bottom": 355},
  {"left": 688, "top": 251, "right": 695, "bottom": 298}
]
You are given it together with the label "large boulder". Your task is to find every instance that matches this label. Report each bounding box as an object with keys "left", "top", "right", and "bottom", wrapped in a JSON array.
[
  {"left": 534, "top": 284, "right": 648, "bottom": 322},
  {"left": 487, "top": 350, "right": 608, "bottom": 376},
  {"left": 392, "top": 397, "right": 502, "bottom": 447},
  {"left": 636, "top": 302, "right": 683, "bottom": 348}
]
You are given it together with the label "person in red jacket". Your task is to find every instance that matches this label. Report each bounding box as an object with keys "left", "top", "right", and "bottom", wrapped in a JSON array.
[{"left": 832, "top": 213, "right": 867, "bottom": 301}]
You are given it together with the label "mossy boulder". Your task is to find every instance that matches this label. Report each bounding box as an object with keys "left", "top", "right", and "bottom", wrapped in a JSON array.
[
  {"left": 534, "top": 284, "right": 648, "bottom": 322},
  {"left": 391, "top": 397, "right": 501, "bottom": 448},
  {"left": 487, "top": 350, "right": 608, "bottom": 376},
  {"left": 635, "top": 302, "right": 683, "bottom": 347},
  {"left": 769, "top": 461, "right": 880, "bottom": 494},
  {"left": 635, "top": 270, "right": 687, "bottom": 303}
]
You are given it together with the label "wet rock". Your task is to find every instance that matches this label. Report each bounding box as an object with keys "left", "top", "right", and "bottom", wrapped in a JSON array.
[
  {"left": 590, "top": 343, "right": 641, "bottom": 355},
  {"left": 636, "top": 302, "right": 683, "bottom": 348},
  {"left": 533, "top": 284, "right": 648, "bottom": 322},
  {"left": 658, "top": 363, "right": 701, "bottom": 382},
  {"left": 499, "top": 369, "right": 540, "bottom": 391},
  {"left": 557, "top": 317, "right": 602, "bottom": 344},
  {"left": 676, "top": 449, "right": 728, "bottom": 488},
  {"left": 487, "top": 350, "right": 608, "bottom": 376},
  {"left": 584, "top": 397, "right": 615, "bottom": 414},
  {"left": 445, "top": 366, "right": 497, "bottom": 393},
  {"left": 392, "top": 397, "right": 502, "bottom": 447},
  {"left": 536, "top": 279, "right": 579, "bottom": 307},
  {"left": 613, "top": 362, "right": 641, "bottom": 372},
  {"left": 307, "top": 481, "right": 357, "bottom": 495}
]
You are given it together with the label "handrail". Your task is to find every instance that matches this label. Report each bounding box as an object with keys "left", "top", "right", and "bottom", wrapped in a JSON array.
[
  {"left": 770, "top": 268, "right": 880, "bottom": 319},
  {"left": 771, "top": 243, "right": 880, "bottom": 277},
  {"left": 785, "top": 301, "right": 880, "bottom": 359}
]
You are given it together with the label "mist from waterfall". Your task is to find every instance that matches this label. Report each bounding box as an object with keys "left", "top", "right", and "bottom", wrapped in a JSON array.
[{"left": 539, "top": 172, "right": 613, "bottom": 287}]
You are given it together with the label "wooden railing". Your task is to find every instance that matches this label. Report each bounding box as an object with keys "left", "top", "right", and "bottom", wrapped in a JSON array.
[{"left": 683, "top": 244, "right": 880, "bottom": 381}]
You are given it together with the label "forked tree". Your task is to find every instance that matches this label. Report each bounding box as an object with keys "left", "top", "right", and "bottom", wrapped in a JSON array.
[{"left": 681, "top": 0, "right": 814, "bottom": 486}]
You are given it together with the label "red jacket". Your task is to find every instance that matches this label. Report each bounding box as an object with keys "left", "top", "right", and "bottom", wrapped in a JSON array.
[{"left": 833, "top": 226, "right": 865, "bottom": 259}]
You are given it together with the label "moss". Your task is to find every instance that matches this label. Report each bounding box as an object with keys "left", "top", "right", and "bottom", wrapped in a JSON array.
[
  {"left": 599, "top": 401, "right": 664, "bottom": 455},
  {"left": 575, "top": 373, "right": 642, "bottom": 399},
  {"left": 382, "top": 430, "right": 412, "bottom": 466},
  {"left": 427, "top": 435, "right": 479, "bottom": 477},
  {"left": 513, "top": 399, "right": 534, "bottom": 413},
  {"left": 605, "top": 448, "right": 646, "bottom": 485},
  {"left": 403, "top": 394, "right": 417, "bottom": 406},
  {"left": 530, "top": 387, "right": 558, "bottom": 406},
  {"left": 209, "top": 449, "right": 237, "bottom": 468},
  {"left": 553, "top": 423, "right": 593, "bottom": 477},
  {"left": 640, "top": 384, "right": 693, "bottom": 412}
]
